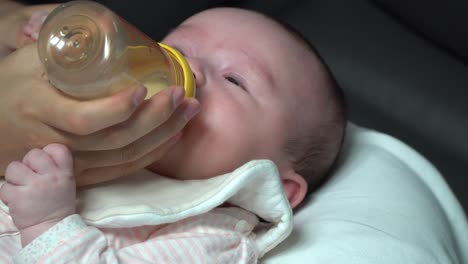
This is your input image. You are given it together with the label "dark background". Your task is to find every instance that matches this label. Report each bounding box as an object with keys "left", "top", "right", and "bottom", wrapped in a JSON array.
[{"left": 23, "top": 0, "right": 468, "bottom": 213}]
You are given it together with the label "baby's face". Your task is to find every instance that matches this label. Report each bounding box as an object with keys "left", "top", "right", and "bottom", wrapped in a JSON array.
[{"left": 148, "top": 8, "right": 328, "bottom": 179}]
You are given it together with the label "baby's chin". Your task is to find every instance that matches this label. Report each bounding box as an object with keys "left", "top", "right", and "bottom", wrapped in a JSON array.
[
  {"left": 145, "top": 158, "right": 219, "bottom": 181},
  {"left": 145, "top": 159, "right": 177, "bottom": 178},
  {"left": 144, "top": 147, "right": 193, "bottom": 179},
  {"left": 144, "top": 134, "right": 193, "bottom": 177}
]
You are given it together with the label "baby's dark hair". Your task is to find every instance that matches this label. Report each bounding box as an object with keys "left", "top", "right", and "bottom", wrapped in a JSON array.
[{"left": 272, "top": 17, "right": 348, "bottom": 194}]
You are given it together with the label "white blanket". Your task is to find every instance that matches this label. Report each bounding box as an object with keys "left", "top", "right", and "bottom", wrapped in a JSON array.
[
  {"left": 263, "top": 123, "right": 468, "bottom": 263},
  {"left": 75, "top": 159, "right": 292, "bottom": 258}
]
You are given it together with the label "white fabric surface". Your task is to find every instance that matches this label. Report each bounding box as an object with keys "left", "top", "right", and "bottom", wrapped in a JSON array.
[
  {"left": 263, "top": 123, "right": 468, "bottom": 263},
  {"left": 74, "top": 159, "right": 293, "bottom": 258},
  {"left": 1, "top": 122, "right": 466, "bottom": 262}
]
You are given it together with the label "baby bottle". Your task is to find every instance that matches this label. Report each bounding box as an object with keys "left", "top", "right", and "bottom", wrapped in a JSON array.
[{"left": 37, "top": 0, "right": 195, "bottom": 99}]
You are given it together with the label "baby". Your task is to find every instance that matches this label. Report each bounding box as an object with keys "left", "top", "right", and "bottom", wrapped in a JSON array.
[{"left": 0, "top": 7, "right": 346, "bottom": 263}]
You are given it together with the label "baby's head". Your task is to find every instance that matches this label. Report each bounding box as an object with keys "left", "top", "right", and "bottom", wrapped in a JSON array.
[{"left": 148, "top": 8, "right": 346, "bottom": 208}]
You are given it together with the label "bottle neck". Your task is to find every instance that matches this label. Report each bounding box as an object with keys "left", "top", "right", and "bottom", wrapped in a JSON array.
[{"left": 159, "top": 43, "right": 196, "bottom": 98}]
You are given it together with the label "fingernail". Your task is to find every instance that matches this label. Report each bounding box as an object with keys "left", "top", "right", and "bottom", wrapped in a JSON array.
[
  {"left": 183, "top": 102, "right": 200, "bottom": 120},
  {"left": 133, "top": 86, "right": 147, "bottom": 106},
  {"left": 172, "top": 87, "right": 185, "bottom": 107}
]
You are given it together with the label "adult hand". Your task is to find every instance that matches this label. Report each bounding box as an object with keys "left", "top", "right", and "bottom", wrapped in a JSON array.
[{"left": 0, "top": 44, "right": 200, "bottom": 186}]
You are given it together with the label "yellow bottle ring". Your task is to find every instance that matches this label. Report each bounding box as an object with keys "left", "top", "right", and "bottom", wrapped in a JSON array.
[{"left": 158, "top": 43, "right": 196, "bottom": 98}]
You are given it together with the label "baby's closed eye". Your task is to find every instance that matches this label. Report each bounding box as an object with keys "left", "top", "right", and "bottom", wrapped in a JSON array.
[
  {"left": 225, "top": 76, "right": 241, "bottom": 86},
  {"left": 223, "top": 74, "right": 247, "bottom": 90}
]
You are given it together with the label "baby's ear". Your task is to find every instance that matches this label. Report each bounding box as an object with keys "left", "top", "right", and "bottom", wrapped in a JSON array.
[{"left": 281, "top": 170, "right": 307, "bottom": 209}]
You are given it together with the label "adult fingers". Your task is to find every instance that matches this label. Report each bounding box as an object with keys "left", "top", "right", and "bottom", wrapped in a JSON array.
[
  {"left": 63, "top": 86, "right": 190, "bottom": 150},
  {"left": 5, "top": 44, "right": 43, "bottom": 76},
  {"left": 73, "top": 98, "right": 198, "bottom": 171},
  {"left": 9, "top": 45, "right": 164, "bottom": 137},
  {"left": 75, "top": 132, "right": 183, "bottom": 186},
  {"left": 33, "top": 84, "right": 149, "bottom": 136},
  {"left": 12, "top": 45, "right": 188, "bottom": 140}
]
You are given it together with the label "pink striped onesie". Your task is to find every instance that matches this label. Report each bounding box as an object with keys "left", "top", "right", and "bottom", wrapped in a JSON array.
[
  {"left": 0, "top": 160, "right": 293, "bottom": 263},
  {"left": 0, "top": 206, "right": 259, "bottom": 263}
]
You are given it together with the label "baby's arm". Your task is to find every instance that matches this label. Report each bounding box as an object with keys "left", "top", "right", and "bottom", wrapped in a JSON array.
[
  {"left": 6, "top": 212, "right": 258, "bottom": 263},
  {"left": 18, "top": 210, "right": 257, "bottom": 263},
  {"left": 0, "top": 144, "right": 76, "bottom": 247}
]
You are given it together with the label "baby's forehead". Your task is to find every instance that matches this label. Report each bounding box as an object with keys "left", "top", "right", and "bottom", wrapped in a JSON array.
[
  {"left": 180, "top": 8, "right": 287, "bottom": 37},
  {"left": 172, "top": 8, "right": 329, "bottom": 95},
  {"left": 184, "top": 8, "right": 263, "bottom": 24}
]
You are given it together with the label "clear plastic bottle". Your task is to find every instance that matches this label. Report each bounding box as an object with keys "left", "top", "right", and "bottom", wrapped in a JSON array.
[{"left": 38, "top": 0, "right": 195, "bottom": 100}]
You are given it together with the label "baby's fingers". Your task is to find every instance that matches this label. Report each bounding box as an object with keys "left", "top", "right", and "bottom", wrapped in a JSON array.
[
  {"left": 22, "top": 148, "right": 57, "bottom": 174},
  {"left": 0, "top": 182, "right": 20, "bottom": 206},
  {"left": 76, "top": 132, "right": 182, "bottom": 186},
  {"left": 22, "top": 11, "right": 48, "bottom": 40},
  {"left": 5, "top": 161, "right": 35, "bottom": 186},
  {"left": 42, "top": 144, "right": 73, "bottom": 171}
]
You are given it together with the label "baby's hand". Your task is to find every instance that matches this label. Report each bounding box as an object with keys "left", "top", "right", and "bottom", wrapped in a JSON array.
[
  {"left": 0, "top": 8, "right": 49, "bottom": 58},
  {"left": 19, "top": 10, "right": 49, "bottom": 46},
  {"left": 0, "top": 144, "right": 76, "bottom": 231}
]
